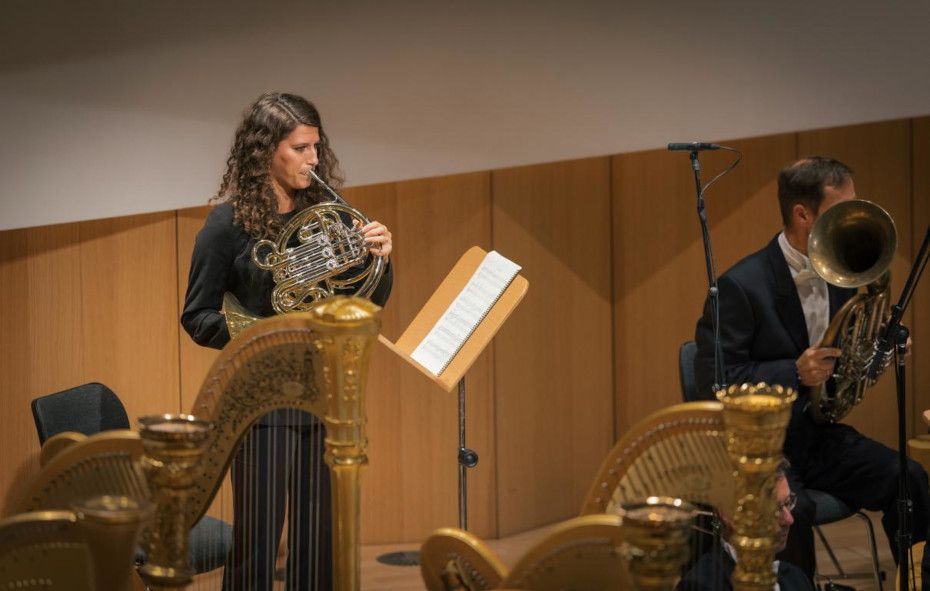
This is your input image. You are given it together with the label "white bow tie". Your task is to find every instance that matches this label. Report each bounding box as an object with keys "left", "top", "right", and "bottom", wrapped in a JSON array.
[{"left": 793, "top": 268, "right": 822, "bottom": 286}]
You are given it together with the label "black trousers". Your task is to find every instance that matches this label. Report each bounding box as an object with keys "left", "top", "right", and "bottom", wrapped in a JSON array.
[
  {"left": 223, "top": 416, "right": 333, "bottom": 591},
  {"left": 779, "top": 421, "right": 930, "bottom": 589}
]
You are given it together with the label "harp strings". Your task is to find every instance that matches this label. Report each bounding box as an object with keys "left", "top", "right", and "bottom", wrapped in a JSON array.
[
  {"left": 612, "top": 434, "right": 729, "bottom": 590},
  {"left": 206, "top": 409, "right": 327, "bottom": 590}
]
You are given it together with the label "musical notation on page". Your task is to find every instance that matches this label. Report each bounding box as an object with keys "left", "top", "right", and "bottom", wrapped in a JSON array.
[{"left": 410, "top": 251, "right": 521, "bottom": 375}]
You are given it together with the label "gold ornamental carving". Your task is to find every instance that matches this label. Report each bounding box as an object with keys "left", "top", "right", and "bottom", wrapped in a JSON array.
[
  {"left": 617, "top": 496, "right": 695, "bottom": 591},
  {"left": 137, "top": 414, "right": 213, "bottom": 590},
  {"left": 718, "top": 383, "right": 796, "bottom": 591}
]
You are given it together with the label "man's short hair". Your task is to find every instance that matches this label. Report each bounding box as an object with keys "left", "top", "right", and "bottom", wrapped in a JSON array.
[{"left": 777, "top": 157, "right": 854, "bottom": 226}]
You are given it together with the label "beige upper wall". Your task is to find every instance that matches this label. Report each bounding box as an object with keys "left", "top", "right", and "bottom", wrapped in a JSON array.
[{"left": 2, "top": 0, "right": 930, "bottom": 230}]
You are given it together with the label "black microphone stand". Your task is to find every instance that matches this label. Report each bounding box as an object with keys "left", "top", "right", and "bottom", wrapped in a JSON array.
[
  {"left": 670, "top": 142, "right": 739, "bottom": 392},
  {"left": 684, "top": 148, "right": 740, "bottom": 393},
  {"left": 871, "top": 227, "right": 930, "bottom": 591}
]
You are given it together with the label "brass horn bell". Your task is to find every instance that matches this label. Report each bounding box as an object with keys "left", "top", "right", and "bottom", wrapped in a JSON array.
[
  {"left": 807, "top": 198, "right": 896, "bottom": 423},
  {"left": 809, "top": 199, "right": 896, "bottom": 289}
]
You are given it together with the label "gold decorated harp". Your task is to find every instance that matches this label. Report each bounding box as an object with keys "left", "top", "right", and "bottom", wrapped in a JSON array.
[
  {"left": 3, "top": 296, "right": 380, "bottom": 590},
  {"left": 589, "top": 385, "right": 798, "bottom": 591},
  {"left": 0, "top": 496, "right": 151, "bottom": 590},
  {"left": 581, "top": 401, "right": 736, "bottom": 517},
  {"left": 419, "top": 384, "right": 797, "bottom": 591}
]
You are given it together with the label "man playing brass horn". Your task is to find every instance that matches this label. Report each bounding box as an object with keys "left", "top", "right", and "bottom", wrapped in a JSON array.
[
  {"left": 693, "top": 157, "right": 929, "bottom": 586},
  {"left": 181, "top": 92, "right": 393, "bottom": 590}
]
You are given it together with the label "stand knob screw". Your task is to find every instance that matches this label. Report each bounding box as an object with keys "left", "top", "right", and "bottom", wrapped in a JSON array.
[{"left": 458, "top": 448, "right": 478, "bottom": 468}]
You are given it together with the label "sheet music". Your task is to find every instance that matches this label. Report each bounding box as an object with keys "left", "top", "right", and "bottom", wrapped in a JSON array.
[{"left": 411, "top": 251, "right": 521, "bottom": 375}]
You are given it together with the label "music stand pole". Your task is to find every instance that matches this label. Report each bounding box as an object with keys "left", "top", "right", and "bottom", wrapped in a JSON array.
[{"left": 457, "top": 377, "right": 479, "bottom": 530}]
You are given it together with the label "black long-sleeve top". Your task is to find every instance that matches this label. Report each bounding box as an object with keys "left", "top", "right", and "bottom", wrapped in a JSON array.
[{"left": 181, "top": 202, "right": 393, "bottom": 350}]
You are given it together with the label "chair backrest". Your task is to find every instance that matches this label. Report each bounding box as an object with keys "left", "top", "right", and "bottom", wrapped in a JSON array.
[
  {"left": 31, "top": 382, "right": 130, "bottom": 444},
  {"left": 679, "top": 340, "right": 699, "bottom": 402}
]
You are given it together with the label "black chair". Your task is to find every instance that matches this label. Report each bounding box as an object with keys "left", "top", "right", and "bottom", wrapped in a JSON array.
[
  {"left": 31, "top": 382, "right": 129, "bottom": 444},
  {"left": 677, "top": 340, "right": 883, "bottom": 589},
  {"left": 678, "top": 341, "right": 699, "bottom": 403},
  {"left": 31, "top": 382, "right": 232, "bottom": 575}
]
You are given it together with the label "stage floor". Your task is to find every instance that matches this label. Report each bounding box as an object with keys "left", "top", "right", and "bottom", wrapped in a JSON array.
[
  {"left": 185, "top": 511, "right": 897, "bottom": 590},
  {"left": 360, "top": 511, "right": 898, "bottom": 591}
]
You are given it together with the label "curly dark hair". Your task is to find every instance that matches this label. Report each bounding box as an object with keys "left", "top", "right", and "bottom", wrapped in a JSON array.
[{"left": 214, "top": 92, "right": 344, "bottom": 239}]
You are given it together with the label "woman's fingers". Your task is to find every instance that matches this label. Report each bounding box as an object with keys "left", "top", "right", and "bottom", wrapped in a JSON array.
[{"left": 358, "top": 220, "right": 392, "bottom": 257}]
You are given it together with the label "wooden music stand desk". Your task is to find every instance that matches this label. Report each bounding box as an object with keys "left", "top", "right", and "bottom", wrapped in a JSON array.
[{"left": 378, "top": 246, "right": 528, "bottom": 530}]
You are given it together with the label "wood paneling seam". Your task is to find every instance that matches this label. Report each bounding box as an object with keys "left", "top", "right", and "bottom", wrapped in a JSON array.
[{"left": 174, "top": 211, "right": 183, "bottom": 414}]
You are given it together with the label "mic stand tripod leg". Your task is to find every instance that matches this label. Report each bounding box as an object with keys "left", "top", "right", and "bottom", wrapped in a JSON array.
[{"left": 458, "top": 377, "right": 479, "bottom": 531}]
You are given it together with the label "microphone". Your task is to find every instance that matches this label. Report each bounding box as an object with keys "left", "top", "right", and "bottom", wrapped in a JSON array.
[{"left": 667, "top": 142, "right": 722, "bottom": 151}]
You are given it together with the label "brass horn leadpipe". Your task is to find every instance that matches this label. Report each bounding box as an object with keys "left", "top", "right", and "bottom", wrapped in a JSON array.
[
  {"left": 309, "top": 168, "right": 350, "bottom": 206},
  {"left": 808, "top": 199, "right": 896, "bottom": 423}
]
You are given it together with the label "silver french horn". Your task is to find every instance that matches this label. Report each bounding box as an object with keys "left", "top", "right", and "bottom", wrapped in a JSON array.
[{"left": 223, "top": 170, "right": 385, "bottom": 338}]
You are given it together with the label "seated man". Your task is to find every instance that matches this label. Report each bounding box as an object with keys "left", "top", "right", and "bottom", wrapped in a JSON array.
[
  {"left": 678, "top": 463, "right": 812, "bottom": 591},
  {"left": 693, "top": 156, "right": 929, "bottom": 584}
]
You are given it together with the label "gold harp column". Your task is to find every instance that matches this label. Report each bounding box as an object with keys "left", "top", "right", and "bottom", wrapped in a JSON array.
[
  {"left": 719, "top": 383, "right": 796, "bottom": 591},
  {"left": 312, "top": 297, "right": 380, "bottom": 591},
  {"left": 618, "top": 497, "right": 696, "bottom": 591},
  {"left": 74, "top": 495, "right": 153, "bottom": 591},
  {"left": 137, "top": 414, "right": 213, "bottom": 591}
]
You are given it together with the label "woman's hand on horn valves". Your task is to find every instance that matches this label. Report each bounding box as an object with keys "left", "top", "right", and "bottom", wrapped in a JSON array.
[{"left": 361, "top": 221, "right": 392, "bottom": 258}]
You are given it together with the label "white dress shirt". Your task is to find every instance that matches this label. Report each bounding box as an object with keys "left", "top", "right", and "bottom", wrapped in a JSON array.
[{"left": 778, "top": 232, "right": 829, "bottom": 346}]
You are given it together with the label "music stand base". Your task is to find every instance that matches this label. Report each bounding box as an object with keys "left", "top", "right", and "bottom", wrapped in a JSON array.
[{"left": 376, "top": 551, "right": 421, "bottom": 567}]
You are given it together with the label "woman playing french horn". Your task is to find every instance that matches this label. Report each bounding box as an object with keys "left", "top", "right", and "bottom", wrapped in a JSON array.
[{"left": 181, "top": 92, "right": 393, "bottom": 590}]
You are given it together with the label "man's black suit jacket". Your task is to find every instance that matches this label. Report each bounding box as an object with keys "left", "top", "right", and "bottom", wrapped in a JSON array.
[
  {"left": 694, "top": 234, "right": 856, "bottom": 460},
  {"left": 677, "top": 545, "right": 814, "bottom": 591}
]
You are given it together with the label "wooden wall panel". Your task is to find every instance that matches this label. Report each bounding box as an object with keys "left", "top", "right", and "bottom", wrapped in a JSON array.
[
  {"left": 912, "top": 117, "right": 930, "bottom": 428},
  {"left": 798, "top": 120, "right": 912, "bottom": 447},
  {"left": 492, "top": 157, "right": 614, "bottom": 535},
  {"left": 0, "top": 212, "right": 181, "bottom": 513},
  {"left": 79, "top": 212, "right": 181, "bottom": 422},
  {"left": 0, "top": 228, "right": 30, "bottom": 510},
  {"left": 612, "top": 134, "right": 796, "bottom": 434},
  {"left": 0, "top": 224, "right": 85, "bottom": 510},
  {"left": 347, "top": 173, "right": 497, "bottom": 542}
]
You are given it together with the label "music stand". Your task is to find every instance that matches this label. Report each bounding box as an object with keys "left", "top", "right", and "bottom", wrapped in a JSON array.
[{"left": 379, "top": 246, "right": 529, "bottom": 531}]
